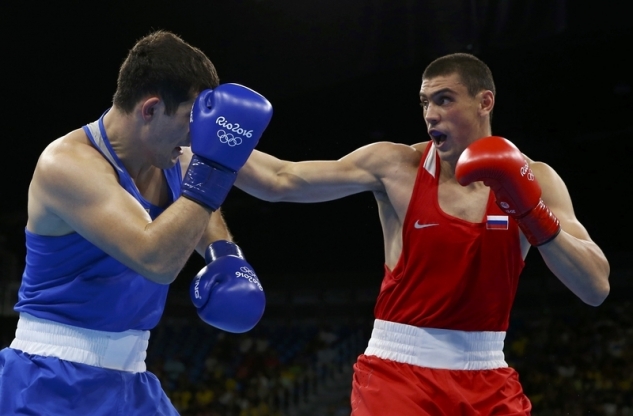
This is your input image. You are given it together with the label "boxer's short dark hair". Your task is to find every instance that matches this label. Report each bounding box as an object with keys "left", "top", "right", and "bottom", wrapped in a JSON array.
[
  {"left": 422, "top": 53, "right": 496, "bottom": 98},
  {"left": 113, "top": 30, "right": 220, "bottom": 115}
]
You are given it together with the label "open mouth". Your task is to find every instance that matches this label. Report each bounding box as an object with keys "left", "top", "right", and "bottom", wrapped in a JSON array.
[{"left": 429, "top": 130, "right": 447, "bottom": 146}]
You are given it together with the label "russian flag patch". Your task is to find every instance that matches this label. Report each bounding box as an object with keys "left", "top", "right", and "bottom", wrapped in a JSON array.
[{"left": 486, "top": 215, "right": 509, "bottom": 230}]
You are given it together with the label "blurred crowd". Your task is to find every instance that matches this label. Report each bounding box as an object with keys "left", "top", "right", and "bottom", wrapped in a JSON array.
[
  {"left": 1, "top": 224, "right": 632, "bottom": 415},
  {"left": 140, "top": 299, "right": 633, "bottom": 416},
  {"left": 145, "top": 320, "right": 365, "bottom": 416},
  {"left": 507, "top": 300, "right": 633, "bottom": 416},
  {"left": 1, "top": 282, "right": 632, "bottom": 414}
]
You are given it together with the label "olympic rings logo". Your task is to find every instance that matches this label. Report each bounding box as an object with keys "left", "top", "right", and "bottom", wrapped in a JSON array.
[
  {"left": 215, "top": 116, "right": 255, "bottom": 148},
  {"left": 520, "top": 163, "right": 535, "bottom": 181},
  {"left": 235, "top": 266, "right": 263, "bottom": 291},
  {"left": 240, "top": 266, "right": 256, "bottom": 276},
  {"left": 217, "top": 130, "right": 243, "bottom": 147},
  {"left": 499, "top": 201, "right": 516, "bottom": 214}
]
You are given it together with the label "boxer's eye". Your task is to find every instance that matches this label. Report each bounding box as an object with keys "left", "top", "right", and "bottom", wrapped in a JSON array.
[{"left": 436, "top": 96, "right": 451, "bottom": 106}]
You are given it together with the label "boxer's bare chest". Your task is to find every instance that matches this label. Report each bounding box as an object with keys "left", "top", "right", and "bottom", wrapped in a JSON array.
[
  {"left": 437, "top": 179, "right": 490, "bottom": 223},
  {"left": 382, "top": 167, "right": 490, "bottom": 225}
]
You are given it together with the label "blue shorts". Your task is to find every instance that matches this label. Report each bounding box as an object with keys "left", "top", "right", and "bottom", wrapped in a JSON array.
[{"left": 0, "top": 348, "right": 179, "bottom": 415}]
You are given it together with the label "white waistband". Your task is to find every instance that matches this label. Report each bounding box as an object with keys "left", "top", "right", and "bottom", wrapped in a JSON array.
[
  {"left": 364, "top": 319, "right": 507, "bottom": 370},
  {"left": 10, "top": 313, "right": 149, "bottom": 373}
]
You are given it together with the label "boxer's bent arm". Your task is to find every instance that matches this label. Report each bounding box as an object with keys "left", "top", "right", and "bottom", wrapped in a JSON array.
[
  {"left": 32, "top": 141, "right": 211, "bottom": 284},
  {"left": 530, "top": 161, "right": 610, "bottom": 305},
  {"left": 195, "top": 209, "right": 233, "bottom": 256},
  {"left": 235, "top": 143, "right": 395, "bottom": 202},
  {"left": 179, "top": 147, "right": 234, "bottom": 256}
]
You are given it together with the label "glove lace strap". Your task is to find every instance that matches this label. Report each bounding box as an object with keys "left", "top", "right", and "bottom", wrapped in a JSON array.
[
  {"left": 516, "top": 200, "right": 561, "bottom": 246},
  {"left": 181, "top": 154, "right": 237, "bottom": 211}
]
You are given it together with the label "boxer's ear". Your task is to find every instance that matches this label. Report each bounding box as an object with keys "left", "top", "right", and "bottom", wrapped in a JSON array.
[
  {"left": 478, "top": 90, "right": 494, "bottom": 117},
  {"left": 140, "top": 97, "right": 161, "bottom": 121}
]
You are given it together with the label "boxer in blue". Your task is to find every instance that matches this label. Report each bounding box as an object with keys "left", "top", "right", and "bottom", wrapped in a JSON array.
[{"left": 0, "top": 30, "right": 271, "bottom": 415}]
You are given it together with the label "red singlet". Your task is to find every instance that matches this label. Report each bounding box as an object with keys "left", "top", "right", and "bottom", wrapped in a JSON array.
[
  {"left": 374, "top": 143, "right": 525, "bottom": 331},
  {"left": 352, "top": 144, "right": 532, "bottom": 415}
]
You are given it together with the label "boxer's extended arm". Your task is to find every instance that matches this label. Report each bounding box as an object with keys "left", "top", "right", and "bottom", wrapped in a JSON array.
[
  {"left": 30, "top": 139, "right": 211, "bottom": 285},
  {"left": 235, "top": 143, "right": 396, "bottom": 202},
  {"left": 531, "top": 162, "right": 610, "bottom": 306}
]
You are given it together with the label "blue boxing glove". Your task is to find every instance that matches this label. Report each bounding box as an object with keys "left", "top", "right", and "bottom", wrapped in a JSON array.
[
  {"left": 190, "top": 240, "right": 266, "bottom": 333},
  {"left": 182, "top": 84, "right": 273, "bottom": 210}
]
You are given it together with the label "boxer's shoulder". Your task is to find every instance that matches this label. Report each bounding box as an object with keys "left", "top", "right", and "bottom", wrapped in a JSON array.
[
  {"left": 411, "top": 141, "right": 431, "bottom": 155},
  {"left": 28, "top": 129, "right": 122, "bottom": 236},
  {"left": 36, "top": 128, "right": 116, "bottom": 181},
  {"left": 356, "top": 141, "right": 423, "bottom": 168},
  {"left": 378, "top": 141, "right": 425, "bottom": 174},
  {"left": 345, "top": 142, "right": 422, "bottom": 191}
]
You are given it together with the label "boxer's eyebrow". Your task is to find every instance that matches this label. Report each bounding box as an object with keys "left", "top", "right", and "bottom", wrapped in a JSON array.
[{"left": 419, "top": 88, "right": 455, "bottom": 100}]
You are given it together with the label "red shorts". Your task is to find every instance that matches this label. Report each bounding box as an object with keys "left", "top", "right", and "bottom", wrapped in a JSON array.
[{"left": 351, "top": 354, "right": 532, "bottom": 416}]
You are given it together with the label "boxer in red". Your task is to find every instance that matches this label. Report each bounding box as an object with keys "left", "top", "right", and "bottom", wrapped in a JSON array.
[{"left": 235, "top": 52, "right": 610, "bottom": 415}]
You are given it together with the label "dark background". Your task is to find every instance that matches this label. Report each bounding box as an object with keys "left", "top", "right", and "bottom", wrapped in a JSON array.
[{"left": 1, "top": 0, "right": 631, "bottom": 301}]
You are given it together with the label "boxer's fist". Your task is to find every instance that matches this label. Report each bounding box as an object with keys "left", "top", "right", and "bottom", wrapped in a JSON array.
[
  {"left": 190, "top": 240, "right": 265, "bottom": 333},
  {"left": 455, "top": 136, "right": 560, "bottom": 246},
  {"left": 182, "top": 84, "right": 273, "bottom": 210},
  {"left": 190, "top": 84, "right": 272, "bottom": 170},
  {"left": 456, "top": 136, "right": 539, "bottom": 216}
]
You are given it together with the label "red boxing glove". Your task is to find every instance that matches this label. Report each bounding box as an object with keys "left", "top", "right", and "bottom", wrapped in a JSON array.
[{"left": 455, "top": 136, "right": 561, "bottom": 246}]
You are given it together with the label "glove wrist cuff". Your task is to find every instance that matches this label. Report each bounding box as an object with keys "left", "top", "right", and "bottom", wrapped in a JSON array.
[
  {"left": 181, "top": 154, "right": 237, "bottom": 211},
  {"left": 516, "top": 200, "right": 561, "bottom": 246},
  {"left": 205, "top": 240, "right": 244, "bottom": 263}
]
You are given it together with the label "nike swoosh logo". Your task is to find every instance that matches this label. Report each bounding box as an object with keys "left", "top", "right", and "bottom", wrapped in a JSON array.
[{"left": 414, "top": 221, "right": 439, "bottom": 229}]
